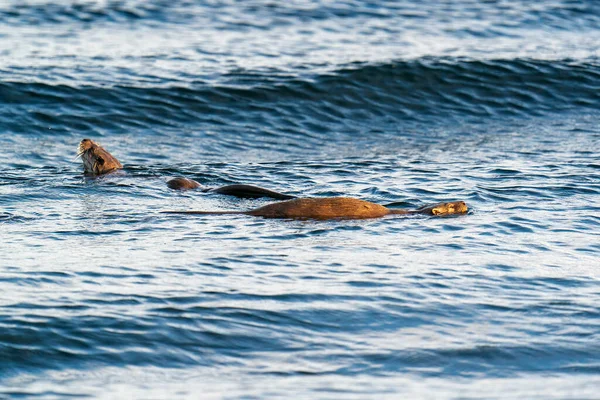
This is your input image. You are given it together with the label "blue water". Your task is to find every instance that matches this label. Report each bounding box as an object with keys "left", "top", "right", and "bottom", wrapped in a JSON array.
[{"left": 1, "top": 1, "right": 600, "bottom": 399}]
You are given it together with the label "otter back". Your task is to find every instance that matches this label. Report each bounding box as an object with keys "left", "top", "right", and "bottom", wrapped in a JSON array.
[{"left": 246, "top": 197, "right": 390, "bottom": 220}]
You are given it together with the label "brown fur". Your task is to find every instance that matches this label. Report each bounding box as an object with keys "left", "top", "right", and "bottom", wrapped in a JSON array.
[
  {"left": 162, "top": 198, "right": 468, "bottom": 220},
  {"left": 247, "top": 197, "right": 390, "bottom": 219},
  {"left": 77, "top": 139, "right": 123, "bottom": 175}
]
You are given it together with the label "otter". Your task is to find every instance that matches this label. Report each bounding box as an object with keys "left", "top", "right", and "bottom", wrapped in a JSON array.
[
  {"left": 166, "top": 177, "right": 294, "bottom": 199},
  {"left": 77, "top": 138, "right": 123, "bottom": 175},
  {"left": 77, "top": 139, "right": 294, "bottom": 200},
  {"left": 162, "top": 197, "right": 468, "bottom": 220}
]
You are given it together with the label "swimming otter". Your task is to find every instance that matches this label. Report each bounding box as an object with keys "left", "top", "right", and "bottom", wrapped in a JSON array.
[
  {"left": 166, "top": 177, "right": 294, "bottom": 200},
  {"left": 77, "top": 139, "right": 294, "bottom": 200},
  {"left": 162, "top": 197, "right": 468, "bottom": 220},
  {"left": 77, "top": 138, "right": 123, "bottom": 175}
]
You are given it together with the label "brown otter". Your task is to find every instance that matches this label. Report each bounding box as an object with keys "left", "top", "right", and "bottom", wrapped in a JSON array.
[
  {"left": 77, "top": 139, "right": 294, "bottom": 200},
  {"left": 162, "top": 197, "right": 468, "bottom": 220},
  {"left": 77, "top": 138, "right": 123, "bottom": 175}
]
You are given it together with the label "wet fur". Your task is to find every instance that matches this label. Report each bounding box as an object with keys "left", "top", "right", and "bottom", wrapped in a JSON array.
[{"left": 78, "top": 139, "right": 123, "bottom": 176}]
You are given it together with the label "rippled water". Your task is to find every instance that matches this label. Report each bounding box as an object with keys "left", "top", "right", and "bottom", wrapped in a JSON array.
[{"left": 1, "top": 1, "right": 600, "bottom": 399}]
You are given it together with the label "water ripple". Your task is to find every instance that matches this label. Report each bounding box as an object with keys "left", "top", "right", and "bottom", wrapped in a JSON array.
[{"left": 2, "top": 1, "right": 600, "bottom": 399}]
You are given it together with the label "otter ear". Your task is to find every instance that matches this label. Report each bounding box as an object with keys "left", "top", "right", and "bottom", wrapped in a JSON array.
[{"left": 97, "top": 156, "right": 105, "bottom": 166}]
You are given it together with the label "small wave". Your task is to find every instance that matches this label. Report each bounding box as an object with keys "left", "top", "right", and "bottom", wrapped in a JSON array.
[
  {"left": 0, "top": 0, "right": 395, "bottom": 29},
  {"left": 1, "top": 58, "right": 599, "bottom": 139},
  {"left": 0, "top": 1, "right": 180, "bottom": 26},
  {"left": 4, "top": 1, "right": 600, "bottom": 34}
]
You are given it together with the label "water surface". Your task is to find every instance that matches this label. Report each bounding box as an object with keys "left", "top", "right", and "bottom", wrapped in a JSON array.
[{"left": 1, "top": 1, "right": 600, "bottom": 399}]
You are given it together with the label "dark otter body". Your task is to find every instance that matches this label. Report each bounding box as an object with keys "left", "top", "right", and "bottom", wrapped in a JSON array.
[
  {"left": 78, "top": 139, "right": 294, "bottom": 200},
  {"left": 162, "top": 197, "right": 468, "bottom": 220},
  {"left": 166, "top": 178, "right": 295, "bottom": 200}
]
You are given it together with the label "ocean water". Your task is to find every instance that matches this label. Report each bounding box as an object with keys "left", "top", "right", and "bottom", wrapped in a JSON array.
[{"left": 1, "top": 0, "right": 600, "bottom": 398}]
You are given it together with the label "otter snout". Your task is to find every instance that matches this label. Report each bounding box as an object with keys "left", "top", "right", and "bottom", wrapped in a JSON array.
[
  {"left": 77, "top": 138, "right": 123, "bottom": 176},
  {"left": 78, "top": 138, "right": 94, "bottom": 155}
]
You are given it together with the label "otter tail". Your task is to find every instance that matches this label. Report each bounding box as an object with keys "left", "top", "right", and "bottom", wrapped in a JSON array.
[
  {"left": 161, "top": 210, "right": 245, "bottom": 215},
  {"left": 209, "top": 184, "right": 296, "bottom": 200},
  {"left": 387, "top": 209, "right": 413, "bottom": 215}
]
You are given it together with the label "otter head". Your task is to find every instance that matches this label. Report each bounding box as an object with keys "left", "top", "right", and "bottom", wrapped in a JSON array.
[
  {"left": 428, "top": 201, "right": 468, "bottom": 216},
  {"left": 77, "top": 138, "right": 123, "bottom": 175}
]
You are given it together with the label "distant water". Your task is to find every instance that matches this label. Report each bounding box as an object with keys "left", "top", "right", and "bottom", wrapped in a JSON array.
[{"left": 1, "top": 1, "right": 600, "bottom": 399}]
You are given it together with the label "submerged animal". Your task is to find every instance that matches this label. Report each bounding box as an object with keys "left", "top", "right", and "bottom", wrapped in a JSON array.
[
  {"left": 166, "top": 177, "right": 294, "bottom": 199},
  {"left": 162, "top": 197, "right": 468, "bottom": 220},
  {"left": 76, "top": 139, "right": 294, "bottom": 200}
]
